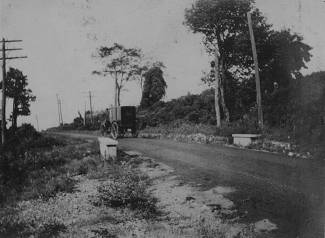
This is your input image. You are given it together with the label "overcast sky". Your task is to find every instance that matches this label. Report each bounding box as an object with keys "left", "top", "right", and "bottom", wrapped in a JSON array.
[{"left": 0, "top": 0, "right": 324, "bottom": 130}]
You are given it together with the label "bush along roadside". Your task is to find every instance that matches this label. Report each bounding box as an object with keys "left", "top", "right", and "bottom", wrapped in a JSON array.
[
  {"left": 0, "top": 125, "right": 101, "bottom": 237},
  {"left": 96, "top": 169, "right": 159, "bottom": 219},
  {"left": 0, "top": 128, "right": 161, "bottom": 237}
]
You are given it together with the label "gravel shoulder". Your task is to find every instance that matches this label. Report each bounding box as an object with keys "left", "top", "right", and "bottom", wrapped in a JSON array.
[{"left": 16, "top": 149, "right": 278, "bottom": 238}]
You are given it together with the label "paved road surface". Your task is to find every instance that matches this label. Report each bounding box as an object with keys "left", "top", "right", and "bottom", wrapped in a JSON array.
[{"left": 51, "top": 132, "right": 324, "bottom": 238}]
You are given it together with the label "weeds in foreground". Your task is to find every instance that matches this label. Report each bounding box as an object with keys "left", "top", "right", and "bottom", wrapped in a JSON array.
[
  {"left": 97, "top": 169, "right": 159, "bottom": 219},
  {"left": 0, "top": 130, "right": 100, "bottom": 237},
  {"left": 0, "top": 207, "right": 66, "bottom": 238}
]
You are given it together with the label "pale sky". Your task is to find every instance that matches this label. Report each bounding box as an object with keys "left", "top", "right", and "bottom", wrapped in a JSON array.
[{"left": 0, "top": 0, "right": 324, "bottom": 130}]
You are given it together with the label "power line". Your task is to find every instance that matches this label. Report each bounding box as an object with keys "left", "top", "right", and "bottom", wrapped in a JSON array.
[
  {"left": 1, "top": 38, "right": 27, "bottom": 145},
  {"left": 0, "top": 40, "right": 23, "bottom": 43},
  {"left": 0, "top": 48, "right": 23, "bottom": 51}
]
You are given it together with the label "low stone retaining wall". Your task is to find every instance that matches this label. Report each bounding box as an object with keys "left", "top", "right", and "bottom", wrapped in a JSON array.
[
  {"left": 249, "top": 139, "right": 312, "bottom": 159},
  {"left": 139, "top": 131, "right": 312, "bottom": 159},
  {"left": 139, "top": 132, "right": 228, "bottom": 145}
]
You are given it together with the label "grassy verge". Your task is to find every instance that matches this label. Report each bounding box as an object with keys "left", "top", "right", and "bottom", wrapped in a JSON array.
[
  {"left": 1, "top": 128, "right": 277, "bottom": 237},
  {"left": 0, "top": 129, "right": 160, "bottom": 237},
  {"left": 0, "top": 126, "right": 101, "bottom": 237}
]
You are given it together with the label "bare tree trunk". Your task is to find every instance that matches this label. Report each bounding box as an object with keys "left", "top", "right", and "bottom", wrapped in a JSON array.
[
  {"left": 117, "top": 85, "right": 121, "bottom": 106},
  {"left": 219, "top": 58, "right": 230, "bottom": 123},
  {"left": 113, "top": 71, "right": 118, "bottom": 107},
  {"left": 214, "top": 50, "right": 221, "bottom": 128}
]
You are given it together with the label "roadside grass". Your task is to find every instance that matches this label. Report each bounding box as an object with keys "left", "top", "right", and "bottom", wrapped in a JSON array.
[
  {"left": 0, "top": 132, "right": 161, "bottom": 237},
  {"left": 0, "top": 206, "right": 68, "bottom": 238},
  {"left": 138, "top": 218, "right": 259, "bottom": 238},
  {"left": 1, "top": 139, "right": 100, "bottom": 203},
  {"left": 0, "top": 130, "right": 101, "bottom": 237}
]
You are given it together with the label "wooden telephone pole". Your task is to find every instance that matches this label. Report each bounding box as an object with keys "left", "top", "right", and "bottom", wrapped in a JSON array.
[
  {"left": 247, "top": 12, "right": 263, "bottom": 129},
  {"left": 89, "top": 91, "right": 94, "bottom": 124},
  {"left": 0, "top": 38, "right": 27, "bottom": 145},
  {"left": 213, "top": 48, "right": 221, "bottom": 128},
  {"left": 56, "top": 94, "right": 63, "bottom": 126}
]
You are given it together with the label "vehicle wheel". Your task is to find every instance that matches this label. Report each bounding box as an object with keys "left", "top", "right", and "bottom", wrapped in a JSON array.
[
  {"left": 132, "top": 128, "right": 138, "bottom": 138},
  {"left": 100, "top": 124, "right": 106, "bottom": 136},
  {"left": 119, "top": 128, "right": 125, "bottom": 138},
  {"left": 111, "top": 122, "right": 119, "bottom": 140}
]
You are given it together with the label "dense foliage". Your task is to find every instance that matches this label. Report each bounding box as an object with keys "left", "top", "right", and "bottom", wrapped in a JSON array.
[
  {"left": 288, "top": 72, "right": 325, "bottom": 145},
  {"left": 140, "top": 66, "right": 167, "bottom": 108},
  {"left": 184, "top": 0, "right": 312, "bottom": 126},
  {"left": 138, "top": 71, "right": 325, "bottom": 146},
  {"left": 0, "top": 124, "right": 91, "bottom": 205},
  {"left": 138, "top": 89, "right": 216, "bottom": 128},
  {"left": 0, "top": 128, "right": 101, "bottom": 237},
  {"left": 0, "top": 68, "right": 36, "bottom": 130}
]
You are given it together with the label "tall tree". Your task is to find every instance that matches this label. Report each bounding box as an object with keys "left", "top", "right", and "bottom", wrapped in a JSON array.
[
  {"left": 261, "top": 29, "right": 312, "bottom": 125},
  {"left": 185, "top": 0, "right": 269, "bottom": 123},
  {"left": 0, "top": 68, "right": 36, "bottom": 129},
  {"left": 140, "top": 66, "right": 167, "bottom": 108},
  {"left": 185, "top": 0, "right": 311, "bottom": 125},
  {"left": 93, "top": 43, "right": 142, "bottom": 106},
  {"left": 132, "top": 61, "right": 165, "bottom": 95}
]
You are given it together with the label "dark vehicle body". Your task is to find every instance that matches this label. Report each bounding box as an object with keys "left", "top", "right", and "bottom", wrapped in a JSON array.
[{"left": 101, "top": 106, "right": 138, "bottom": 139}]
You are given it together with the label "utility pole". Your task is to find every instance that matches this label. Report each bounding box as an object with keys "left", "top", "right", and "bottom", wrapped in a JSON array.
[
  {"left": 0, "top": 38, "right": 27, "bottom": 145},
  {"left": 247, "top": 12, "right": 263, "bottom": 129},
  {"left": 88, "top": 91, "right": 94, "bottom": 124},
  {"left": 84, "top": 101, "right": 87, "bottom": 126},
  {"left": 214, "top": 48, "right": 221, "bottom": 128},
  {"left": 59, "top": 98, "right": 63, "bottom": 125},
  {"left": 56, "top": 94, "right": 61, "bottom": 126},
  {"left": 56, "top": 94, "right": 63, "bottom": 126}
]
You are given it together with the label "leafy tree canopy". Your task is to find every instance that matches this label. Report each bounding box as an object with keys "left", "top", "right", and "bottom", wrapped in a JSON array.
[
  {"left": 185, "top": 0, "right": 312, "bottom": 125},
  {"left": 0, "top": 68, "right": 36, "bottom": 129},
  {"left": 140, "top": 66, "right": 167, "bottom": 108},
  {"left": 93, "top": 43, "right": 142, "bottom": 106}
]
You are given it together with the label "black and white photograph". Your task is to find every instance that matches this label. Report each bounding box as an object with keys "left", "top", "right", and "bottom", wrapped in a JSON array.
[{"left": 0, "top": 0, "right": 324, "bottom": 237}]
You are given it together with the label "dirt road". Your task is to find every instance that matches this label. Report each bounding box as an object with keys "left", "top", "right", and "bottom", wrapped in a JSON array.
[{"left": 50, "top": 132, "right": 324, "bottom": 238}]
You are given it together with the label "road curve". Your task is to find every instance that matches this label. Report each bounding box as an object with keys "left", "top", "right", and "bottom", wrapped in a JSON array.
[
  {"left": 118, "top": 138, "right": 324, "bottom": 238},
  {"left": 49, "top": 132, "right": 324, "bottom": 238}
]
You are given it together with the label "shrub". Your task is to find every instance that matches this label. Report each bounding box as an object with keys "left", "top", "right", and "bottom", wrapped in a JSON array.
[
  {"left": 91, "top": 228, "right": 119, "bottom": 238},
  {"left": 0, "top": 209, "right": 66, "bottom": 238},
  {"left": 97, "top": 171, "right": 158, "bottom": 218},
  {"left": 65, "top": 156, "right": 100, "bottom": 175},
  {"left": 36, "top": 220, "right": 67, "bottom": 238},
  {"left": 0, "top": 133, "right": 87, "bottom": 204},
  {"left": 24, "top": 169, "right": 76, "bottom": 200}
]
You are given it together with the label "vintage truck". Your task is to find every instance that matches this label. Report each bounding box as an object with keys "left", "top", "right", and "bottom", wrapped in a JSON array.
[{"left": 100, "top": 106, "right": 138, "bottom": 139}]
